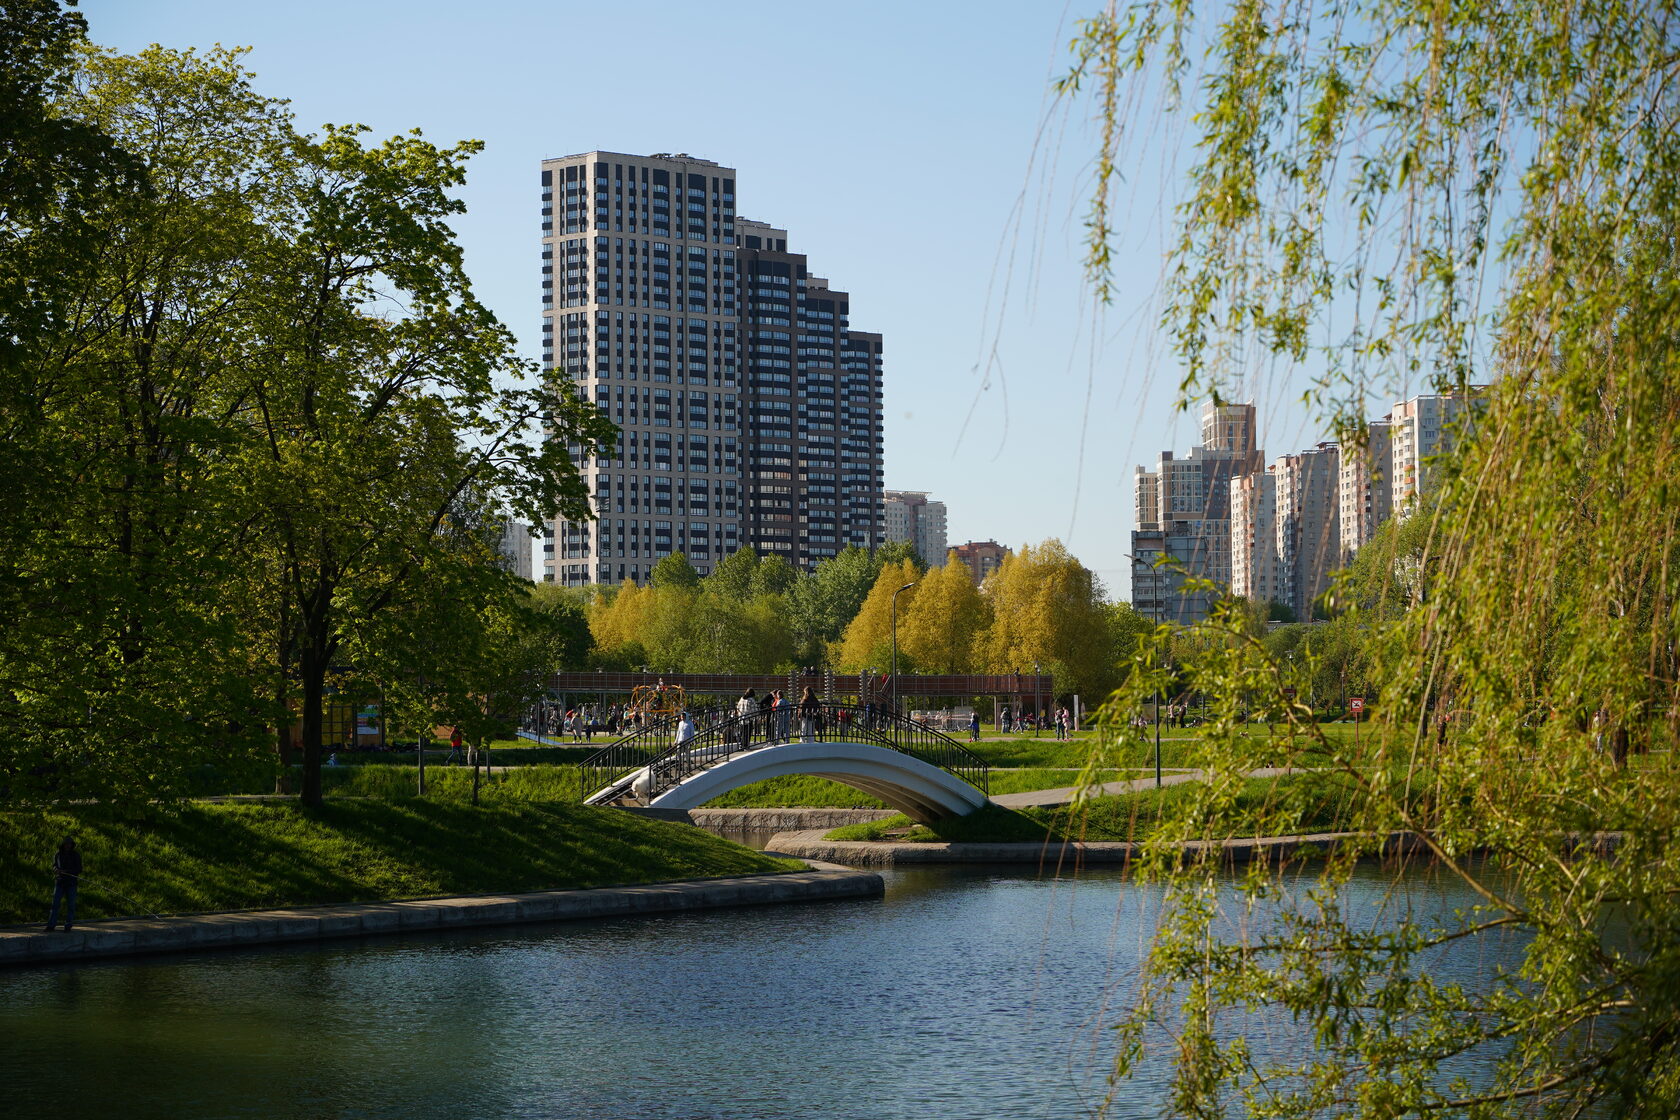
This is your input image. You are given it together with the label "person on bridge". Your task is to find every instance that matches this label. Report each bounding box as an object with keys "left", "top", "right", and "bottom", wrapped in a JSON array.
[
  {"left": 676, "top": 711, "right": 696, "bottom": 749},
  {"left": 736, "top": 688, "right": 756, "bottom": 749},
  {"left": 773, "top": 690, "right": 792, "bottom": 742},
  {"left": 798, "top": 686, "right": 821, "bottom": 742}
]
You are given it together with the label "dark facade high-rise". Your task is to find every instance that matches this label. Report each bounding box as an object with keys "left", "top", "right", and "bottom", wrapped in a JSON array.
[{"left": 539, "top": 152, "right": 884, "bottom": 584}]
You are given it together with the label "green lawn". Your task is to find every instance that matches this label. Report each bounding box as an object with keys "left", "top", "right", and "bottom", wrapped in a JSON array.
[{"left": 0, "top": 800, "right": 798, "bottom": 926}]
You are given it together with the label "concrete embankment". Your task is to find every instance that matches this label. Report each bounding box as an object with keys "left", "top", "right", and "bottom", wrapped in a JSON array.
[
  {"left": 627, "top": 807, "right": 897, "bottom": 831},
  {"left": 767, "top": 828, "right": 1435, "bottom": 867},
  {"left": 0, "top": 862, "right": 881, "bottom": 968}
]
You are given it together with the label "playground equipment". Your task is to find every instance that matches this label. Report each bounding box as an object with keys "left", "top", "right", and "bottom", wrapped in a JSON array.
[{"left": 628, "top": 681, "right": 685, "bottom": 720}]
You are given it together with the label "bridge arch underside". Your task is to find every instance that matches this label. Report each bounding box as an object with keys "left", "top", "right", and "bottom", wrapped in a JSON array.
[{"left": 645, "top": 742, "right": 988, "bottom": 824}]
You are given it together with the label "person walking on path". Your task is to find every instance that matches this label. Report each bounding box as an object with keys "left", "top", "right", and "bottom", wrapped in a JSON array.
[
  {"left": 45, "top": 838, "right": 81, "bottom": 932},
  {"left": 676, "top": 710, "right": 697, "bottom": 749},
  {"left": 798, "top": 686, "right": 821, "bottom": 742},
  {"left": 969, "top": 711, "right": 981, "bottom": 742},
  {"left": 447, "top": 726, "right": 465, "bottom": 764}
]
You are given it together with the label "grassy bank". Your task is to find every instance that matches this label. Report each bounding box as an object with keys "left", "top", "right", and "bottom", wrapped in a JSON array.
[{"left": 0, "top": 801, "right": 799, "bottom": 926}]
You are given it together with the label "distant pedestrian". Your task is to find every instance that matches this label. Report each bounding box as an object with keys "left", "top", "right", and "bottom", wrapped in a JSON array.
[
  {"left": 773, "top": 689, "right": 792, "bottom": 742},
  {"left": 798, "top": 686, "right": 821, "bottom": 742},
  {"left": 1000, "top": 705, "right": 1012, "bottom": 734},
  {"left": 969, "top": 711, "right": 981, "bottom": 742},
  {"left": 676, "top": 711, "right": 696, "bottom": 748},
  {"left": 447, "top": 726, "right": 464, "bottom": 764},
  {"left": 736, "top": 688, "right": 756, "bottom": 749},
  {"left": 45, "top": 838, "right": 81, "bottom": 932}
]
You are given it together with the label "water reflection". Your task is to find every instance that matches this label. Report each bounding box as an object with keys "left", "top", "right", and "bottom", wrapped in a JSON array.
[{"left": 0, "top": 864, "right": 1506, "bottom": 1120}]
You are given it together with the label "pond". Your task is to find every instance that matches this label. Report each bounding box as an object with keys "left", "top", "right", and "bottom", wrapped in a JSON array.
[{"left": 0, "top": 863, "right": 1509, "bottom": 1119}]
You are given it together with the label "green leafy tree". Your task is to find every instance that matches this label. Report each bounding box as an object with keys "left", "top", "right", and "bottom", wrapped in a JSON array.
[
  {"left": 788, "top": 545, "right": 880, "bottom": 662},
  {"left": 1065, "top": 1, "right": 1680, "bottom": 1114},
  {"left": 650, "top": 551, "right": 701, "bottom": 590},
  {"left": 706, "top": 546, "right": 762, "bottom": 601},
  {"left": 1, "top": 36, "right": 278, "bottom": 805}
]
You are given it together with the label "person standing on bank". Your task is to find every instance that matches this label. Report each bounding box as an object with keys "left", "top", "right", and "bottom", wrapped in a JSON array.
[{"left": 45, "top": 838, "right": 81, "bottom": 932}]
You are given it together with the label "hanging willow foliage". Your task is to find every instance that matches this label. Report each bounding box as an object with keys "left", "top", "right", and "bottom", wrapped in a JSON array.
[{"left": 1062, "top": 0, "right": 1680, "bottom": 1115}]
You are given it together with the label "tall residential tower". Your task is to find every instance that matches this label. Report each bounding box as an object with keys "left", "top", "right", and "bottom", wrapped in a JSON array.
[{"left": 539, "top": 152, "right": 883, "bottom": 584}]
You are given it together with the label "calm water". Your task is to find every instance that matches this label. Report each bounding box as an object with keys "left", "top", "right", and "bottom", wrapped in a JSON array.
[{"left": 0, "top": 864, "right": 1508, "bottom": 1120}]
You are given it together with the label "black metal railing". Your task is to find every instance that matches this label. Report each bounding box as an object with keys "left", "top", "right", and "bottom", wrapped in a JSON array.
[{"left": 577, "top": 703, "right": 989, "bottom": 806}]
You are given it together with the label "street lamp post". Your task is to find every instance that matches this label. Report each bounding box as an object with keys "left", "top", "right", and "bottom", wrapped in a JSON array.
[
  {"left": 891, "top": 581, "right": 916, "bottom": 745},
  {"left": 1033, "top": 660, "right": 1041, "bottom": 738},
  {"left": 1124, "top": 552, "right": 1164, "bottom": 789}
]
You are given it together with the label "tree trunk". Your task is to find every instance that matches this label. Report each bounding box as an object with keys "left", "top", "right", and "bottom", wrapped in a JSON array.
[{"left": 299, "top": 642, "right": 326, "bottom": 808}]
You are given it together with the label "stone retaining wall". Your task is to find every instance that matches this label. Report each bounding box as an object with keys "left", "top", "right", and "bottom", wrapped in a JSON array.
[
  {"left": 0, "top": 863, "right": 881, "bottom": 968},
  {"left": 767, "top": 829, "right": 1435, "bottom": 867}
]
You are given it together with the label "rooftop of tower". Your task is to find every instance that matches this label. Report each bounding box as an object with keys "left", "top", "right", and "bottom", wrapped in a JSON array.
[{"left": 543, "top": 150, "right": 728, "bottom": 168}]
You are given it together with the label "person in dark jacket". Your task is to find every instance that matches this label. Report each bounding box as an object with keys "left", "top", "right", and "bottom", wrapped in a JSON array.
[{"left": 46, "top": 838, "right": 81, "bottom": 932}]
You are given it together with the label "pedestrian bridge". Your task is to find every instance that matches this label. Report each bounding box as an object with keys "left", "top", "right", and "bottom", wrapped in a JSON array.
[{"left": 572, "top": 705, "right": 990, "bottom": 823}]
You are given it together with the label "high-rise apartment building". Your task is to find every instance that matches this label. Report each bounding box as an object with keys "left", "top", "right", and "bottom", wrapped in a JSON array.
[
  {"left": 1130, "top": 402, "right": 1263, "bottom": 622},
  {"left": 1388, "top": 391, "right": 1481, "bottom": 512},
  {"left": 1275, "top": 443, "right": 1341, "bottom": 621},
  {"left": 497, "top": 520, "right": 534, "bottom": 582},
  {"left": 1230, "top": 467, "right": 1282, "bottom": 607},
  {"left": 539, "top": 152, "right": 883, "bottom": 584},
  {"left": 883, "top": 490, "right": 948, "bottom": 566},
  {"left": 1337, "top": 419, "right": 1393, "bottom": 562}
]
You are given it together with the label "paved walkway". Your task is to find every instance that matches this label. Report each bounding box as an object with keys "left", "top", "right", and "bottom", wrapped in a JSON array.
[
  {"left": 990, "top": 767, "right": 1302, "bottom": 809},
  {"left": 0, "top": 863, "right": 880, "bottom": 968}
]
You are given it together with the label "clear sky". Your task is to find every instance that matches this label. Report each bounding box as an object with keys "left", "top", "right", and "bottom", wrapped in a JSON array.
[{"left": 78, "top": 0, "right": 1336, "bottom": 599}]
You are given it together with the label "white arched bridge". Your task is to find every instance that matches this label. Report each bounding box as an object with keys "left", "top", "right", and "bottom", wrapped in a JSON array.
[{"left": 565, "top": 704, "right": 990, "bottom": 823}]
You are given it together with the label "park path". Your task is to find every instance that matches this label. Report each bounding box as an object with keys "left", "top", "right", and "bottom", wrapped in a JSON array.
[{"left": 990, "top": 767, "right": 1302, "bottom": 809}]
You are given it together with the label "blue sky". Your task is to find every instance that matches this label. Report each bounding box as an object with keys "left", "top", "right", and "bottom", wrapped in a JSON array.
[{"left": 78, "top": 0, "right": 1337, "bottom": 598}]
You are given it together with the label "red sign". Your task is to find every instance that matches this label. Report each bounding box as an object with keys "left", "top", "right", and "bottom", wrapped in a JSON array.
[
  {"left": 1282, "top": 687, "right": 1297, "bottom": 698},
  {"left": 1350, "top": 697, "right": 1365, "bottom": 712}
]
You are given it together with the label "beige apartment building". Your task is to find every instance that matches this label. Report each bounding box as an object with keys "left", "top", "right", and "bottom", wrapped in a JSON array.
[
  {"left": 1389, "top": 391, "right": 1480, "bottom": 511},
  {"left": 1130, "top": 402, "right": 1262, "bottom": 623},
  {"left": 1275, "top": 443, "right": 1341, "bottom": 621},
  {"left": 883, "top": 490, "right": 948, "bottom": 567},
  {"left": 1337, "top": 418, "right": 1394, "bottom": 563},
  {"left": 1230, "top": 466, "right": 1282, "bottom": 607}
]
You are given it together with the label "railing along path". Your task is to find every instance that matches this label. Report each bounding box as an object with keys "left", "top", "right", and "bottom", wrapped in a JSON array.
[{"left": 567, "top": 704, "right": 989, "bottom": 806}]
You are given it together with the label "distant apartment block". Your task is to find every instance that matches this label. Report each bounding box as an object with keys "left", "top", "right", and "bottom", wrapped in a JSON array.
[
  {"left": 1275, "top": 443, "right": 1341, "bottom": 621},
  {"left": 1337, "top": 419, "right": 1393, "bottom": 563},
  {"left": 1230, "top": 468, "right": 1281, "bottom": 607},
  {"left": 497, "top": 520, "right": 534, "bottom": 582},
  {"left": 1130, "top": 402, "right": 1263, "bottom": 623},
  {"left": 952, "top": 540, "right": 1009, "bottom": 585},
  {"left": 1388, "top": 391, "right": 1481, "bottom": 512},
  {"left": 1159, "top": 387, "right": 1486, "bottom": 622},
  {"left": 540, "top": 151, "right": 883, "bottom": 585},
  {"left": 883, "top": 490, "right": 948, "bottom": 566}
]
